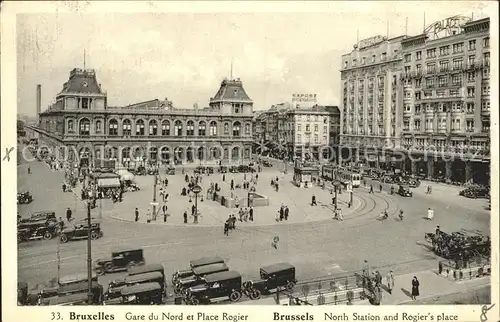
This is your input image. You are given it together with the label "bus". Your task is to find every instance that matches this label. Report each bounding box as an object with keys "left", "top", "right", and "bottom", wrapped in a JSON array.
[{"left": 335, "top": 168, "right": 362, "bottom": 188}]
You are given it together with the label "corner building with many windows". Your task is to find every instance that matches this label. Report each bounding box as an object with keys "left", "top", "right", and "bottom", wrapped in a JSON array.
[
  {"left": 339, "top": 35, "right": 405, "bottom": 167},
  {"left": 34, "top": 68, "right": 254, "bottom": 167},
  {"left": 400, "top": 17, "right": 490, "bottom": 184}
]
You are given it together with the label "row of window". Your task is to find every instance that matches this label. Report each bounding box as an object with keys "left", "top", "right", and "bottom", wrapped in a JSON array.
[
  {"left": 403, "top": 38, "right": 490, "bottom": 62},
  {"left": 297, "top": 124, "right": 328, "bottom": 133},
  {"left": 67, "top": 118, "right": 251, "bottom": 137},
  {"left": 405, "top": 53, "right": 489, "bottom": 74},
  {"left": 404, "top": 119, "right": 489, "bottom": 132}
]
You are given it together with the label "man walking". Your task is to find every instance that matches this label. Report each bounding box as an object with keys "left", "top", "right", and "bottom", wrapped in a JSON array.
[
  {"left": 230, "top": 179, "right": 234, "bottom": 190},
  {"left": 249, "top": 207, "right": 254, "bottom": 222},
  {"left": 284, "top": 206, "right": 289, "bottom": 220},
  {"left": 62, "top": 183, "right": 66, "bottom": 193},
  {"left": 66, "top": 207, "right": 72, "bottom": 222},
  {"left": 379, "top": 184, "right": 383, "bottom": 193},
  {"left": 135, "top": 208, "right": 139, "bottom": 222},
  {"left": 386, "top": 270, "right": 395, "bottom": 294},
  {"left": 369, "top": 185, "right": 374, "bottom": 193},
  {"left": 279, "top": 206, "right": 284, "bottom": 221},
  {"left": 183, "top": 210, "right": 188, "bottom": 224},
  {"left": 311, "top": 194, "right": 317, "bottom": 206}
]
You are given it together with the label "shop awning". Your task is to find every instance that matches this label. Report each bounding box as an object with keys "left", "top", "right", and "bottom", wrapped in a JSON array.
[{"left": 97, "top": 177, "right": 121, "bottom": 188}]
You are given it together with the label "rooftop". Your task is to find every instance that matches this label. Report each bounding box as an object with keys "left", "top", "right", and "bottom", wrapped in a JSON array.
[
  {"left": 210, "top": 78, "right": 252, "bottom": 102},
  {"left": 58, "top": 68, "right": 104, "bottom": 96}
]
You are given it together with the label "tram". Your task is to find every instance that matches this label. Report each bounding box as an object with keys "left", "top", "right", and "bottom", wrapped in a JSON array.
[
  {"left": 335, "top": 168, "right": 362, "bottom": 187},
  {"left": 321, "top": 165, "right": 335, "bottom": 181}
]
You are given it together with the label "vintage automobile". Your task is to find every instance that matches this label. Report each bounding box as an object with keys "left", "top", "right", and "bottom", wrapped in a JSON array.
[
  {"left": 194, "top": 166, "right": 206, "bottom": 174},
  {"left": 57, "top": 281, "right": 103, "bottom": 304},
  {"left": 174, "top": 263, "right": 229, "bottom": 294},
  {"left": 19, "top": 211, "right": 57, "bottom": 226},
  {"left": 190, "top": 256, "right": 225, "bottom": 269},
  {"left": 59, "top": 222, "right": 103, "bottom": 243},
  {"left": 243, "top": 262, "right": 297, "bottom": 299},
  {"left": 18, "top": 282, "right": 29, "bottom": 305},
  {"left": 95, "top": 248, "right": 145, "bottom": 275},
  {"left": 237, "top": 165, "right": 256, "bottom": 173},
  {"left": 262, "top": 160, "right": 273, "bottom": 167},
  {"left": 128, "top": 263, "right": 165, "bottom": 278},
  {"left": 116, "top": 282, "right": 163, "bottom": 305},
  {"left": 17, "top": 191, "right": 33, "bottom": 204},
  {"left": 218, "top": 166, "right": 228, "bottom": 173},
  {"left": 206, "top": 167, "right": 215, "bottom": 174},
  {"left": 166, "top": 167, "right": 176, "bottom": 175},
  {"left": 18, "top": 221, "right": 59, "bottom": 242},
  {"left": 59, "top": 272, "right": 98, "bottom": 287},
  {"left": 41, "top": 292, "right": 91, "bottom": 306},
  {"left": 398, "top": 184, "right": 413, "bottom": 197},
  {"left": 229, "top": 166, "right": 239, "bottom": 173},
  {"left": 184, "top": 271, "right": 243, "bottom": 305},
  {"left": 106, "top": 271, "right": 165, "bottom": 300}
]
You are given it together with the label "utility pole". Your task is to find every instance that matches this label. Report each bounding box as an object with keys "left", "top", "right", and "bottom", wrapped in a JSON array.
[
  {"left": 86, "top": 194, "right": 93, "bottom": 304},
  {"left": 152, "top": 175, "right": 157, "bottom": 220}
]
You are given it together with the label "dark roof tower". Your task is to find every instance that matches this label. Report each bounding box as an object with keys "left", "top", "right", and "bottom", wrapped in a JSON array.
[
  {"left": 57, "top": 68, "right": 103, "bottom": 96},
  {"left": 210, "top": 78, "right": 252, "bottom": 103}
]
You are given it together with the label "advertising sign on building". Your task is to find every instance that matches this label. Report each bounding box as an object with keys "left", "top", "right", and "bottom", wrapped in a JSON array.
[
  {"left": 358, "top": 35, "right": 386, "bottom": 50},
  {"left": 292, "top": 93, "right": 318, "bottom": 103}
]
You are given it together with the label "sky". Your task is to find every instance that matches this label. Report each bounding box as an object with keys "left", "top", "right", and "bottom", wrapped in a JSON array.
[{"left": 16, "top": 1, "right": 493, "bottom": 116}]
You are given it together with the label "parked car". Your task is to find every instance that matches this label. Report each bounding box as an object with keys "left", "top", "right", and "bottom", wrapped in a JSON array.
[
  {"left": 95, "top": 248, "right": 145, "bottom": 275},
  {"left": 206, "top": 166, "right": 214, "bottom": 174},
  {"left": 41, "top": 292, "right": 91, "bottom": 306},
  {"left": 111, "top": 282, "right": 163, "bottom": 305},
  {"left": 190, "top": 256, "right": 225, "bottom": 269},
  {"left": 184, "top": 271, "right": 243, "bottom": 305},
  {"left": 17, "top": 191, "right": 33, "bottom": 204},
  {"left": 398, "top": 184, "right": 413, "bottom": 197},
  {"left": 59, "top": 222, "right": 103, "bottom": 243},
  {"left": 57, "top": 281, "right": 103, "bottom": 304},
  {"left": 194, "top": 166, "right": 206, "bottom": 174},
  {"left": 243, "top": 263, "right": 297, "bottom": 299},
  {"left": 166, "top": 167, "right": 176, "bottom": 175},
  {"left": 18, "top": 221, "right": 59, "bottom": 242},
  {"left": 128, "top": 263, "right": 165, "bottom": 279},
  {"left": 229, "top": 166, "right": 239, "bottom": 173},
  {"left": 19, "top": 211, "right": 57, "bottom": 225},
  {"left": 174, "top": 263, "right": 229, "bottom": 294},
  {"left": 262, "top": 160, "right": 272, "bottom": 167},
  {"left": 237, "top": 165, "right": 256, "bottom": 173},
  {"left": 218, "top": 166, "right": 228, "bottom": 173}
]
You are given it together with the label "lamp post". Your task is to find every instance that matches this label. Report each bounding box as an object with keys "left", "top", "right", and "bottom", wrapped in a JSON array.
[
  {"left": 152, "top": 175, "right": 158, "bottom": 221},
  {"left": 192, "top": 184, "right": 202, "bottom": 224}
]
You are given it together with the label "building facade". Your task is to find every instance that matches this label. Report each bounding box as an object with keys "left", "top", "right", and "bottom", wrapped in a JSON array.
[
  {"left": 400, "top": 17, "right": 490, "bottom": 183},
  {"left": 339, "top": 35, "right": 405, "bottom": 163},
  {"left": 32, "top": 68, "right": 254, "bottom": 167},
  {"left": 339, "top": 16, "right": 490, "bottom": 184}
]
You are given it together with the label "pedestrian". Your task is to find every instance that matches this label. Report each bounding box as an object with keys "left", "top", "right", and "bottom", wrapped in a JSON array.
[
  {"left": 369, "top": 185, "right": 374, "bottom": 193},
  {"left": 235, "top": 198, "right": 240, "bottom": 208},
  {"left": 191, "top": 204, "right": 196, "bottom": 216},
  {"left": 275, "top": 210, "right": 280, "bottom": 222},
  {"left": 363, "top": 260, "right": 370, "bottom": 277},
  {"left": 135, "top": 208, "right": 139, "bottom": 222},
  {"left": 379, "top": 184, "right": 382, "bottom": 193},
  {"left": 183, "top": 210, "right": 188, "bottom": 224},
  {"left": 427, "top": 185, "right": 432, "bottom": 194},
  {"left": 231, "top": 179, "right": 234, "bottom": 190},
  {"left": 284, "top": 206, "right": 289, "bottom": 220},
  {"left": 224, "top": 221, "right": 229, "bottom": 236},
  {"left": 311, "top": 195, "right": 317, "bottom": 206},
  {"left": 375, "top": 271, "right": 383, "bottom": 286},
  {"left": 231, "top": 215, "right": 236, "bottom": 229},
  {"left": 162, "top": 204, "right": 167, "bottom": 215},
  {"left": 66, "top": 208, "right": 72, "bottom": 222},
  {"left": 435, "top": 225, "right": 441, "bottom": 236},
  {"left": 222, "top": 174, "right": 226, "bottom": 182},
  {"left": 275, "top": 183, "right": 279, "bottom": 192},
  {"left": 411, "top": 276, "right": 420, "bottom": 300},
  {"left": 338, "top": 208, "right": 344, "bottom": 221},
  {"left": 184, "top": 174, "right": 188, "bottom": 182},
  {"left": 386, "top": 270, "right": 394, "bottom": 294},
  {"left": 163, "top": 211, "right": 167, "bottom": 223},
  {"left": 279, "top": 207, "right": 284, "bottom": 221},
  {"left": 146, "top": 209, "right": 151, "bottom": 223},
  {"left": 62, "top": 183, "right": 66, "bottom": 192},
  {"left": 249, "top": 207, "right": 254, "bottom": 221},
  {"left": 427, "top": 207, "right": 434, "bottom": 220},
  {"left": 27, "top": 166, "right": 31, "bottom": 174},
  {"left": 363, "top": 179, "right": 366, "bottom": 187},
  {"left": 58, "top": 217, "right": 64, "bottom": 231}
]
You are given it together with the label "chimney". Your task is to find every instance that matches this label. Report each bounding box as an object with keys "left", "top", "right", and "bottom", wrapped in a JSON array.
[{"left": 36, "top": 84, "right": 41, "bottom": 124}]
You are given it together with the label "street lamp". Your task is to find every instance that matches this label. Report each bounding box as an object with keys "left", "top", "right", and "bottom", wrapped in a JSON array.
[
  {"left": 192, "top": 184, "right": 202, "bottom": 224},
  {"left": 86, "top": 192, "right": 93, "bottom": 304}
]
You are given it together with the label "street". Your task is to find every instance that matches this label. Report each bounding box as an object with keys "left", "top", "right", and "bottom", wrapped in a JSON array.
[{"left": 17, "top": 155, "right": 490, "bottom": 296}]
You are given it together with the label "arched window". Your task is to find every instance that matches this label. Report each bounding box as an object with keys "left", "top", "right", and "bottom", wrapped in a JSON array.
[
  {"left": 209, "top": 121, "right": 217, "bottom": 136},
  {"left": 198, "top": 121, "right": 206, "bottom": 136},
  {"left": 149, "top": 120, "right": 158, "bottom": 136},
  {"left": 68, "top": 120, "right": 74, "bottom": 132},
  {"left": 224, "top": 123, "right": 229, "bottom": 134},
  {"left": 232, "top": 121, "right": 241, "bottom": 137},
  {"left": 136, "top": 119, "right": 145, "bottom": 135},
  {"left": 175, "top": 120, "right": 183, "bottom": 136},
  {"left": 186, "top": 120, "right": 195, "bottom": 136},
  {"left": 95, "top": 120, "right": 102, "bottom": 133},
  {"left": 245, "top": 123, "right": 251, "bottom": 135},
  {"left": 123, "top": 119, "right": 132, "bottom": 136},
  {"left": 79, "top": 118, "right": 90, "bottom": 136},
  {"left": 121, "top": 147, "right": 131, "bottom": 162},
  {"left": 161, "top": 121, "right": 170, "bottom": 136},
  {"left": 109, "top": 119, "right": 118, "bottom": 136},
  {"left": 161, "top": 147, "right": 170, "bottom": 162}
]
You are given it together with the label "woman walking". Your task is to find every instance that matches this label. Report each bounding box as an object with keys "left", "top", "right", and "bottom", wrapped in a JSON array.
[{"left": 411, "top": 276, "right": 420, "bottom": 300}]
